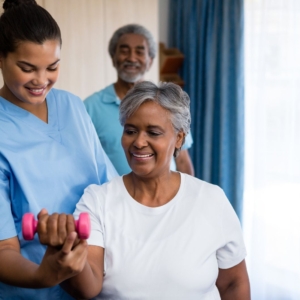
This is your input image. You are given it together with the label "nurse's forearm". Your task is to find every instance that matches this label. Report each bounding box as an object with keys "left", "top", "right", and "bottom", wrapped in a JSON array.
[{"left": 0, "top": 248, "right": 44, "bottom": 288}]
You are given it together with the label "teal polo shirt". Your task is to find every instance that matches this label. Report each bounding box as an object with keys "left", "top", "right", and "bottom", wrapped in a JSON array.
[{"left": 84, "top": 84, "right": 193, "bottom": 175}]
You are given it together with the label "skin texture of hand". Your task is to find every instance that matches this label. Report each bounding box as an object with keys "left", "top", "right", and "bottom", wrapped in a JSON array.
[
  {"left": 0, "top": 232, "right": 87, "bottom": 289},
  {"left": 216, "top": 260, "right": 251, "bottom": 300},
  {"left": 37, "top": 209, "right": 80, "bottom": 247},
  {"left": 60, "top": 245, "right": 104, "bottom": 299},
  {"left": 36, "top": 231, "right": 88, "bottom": 287}
]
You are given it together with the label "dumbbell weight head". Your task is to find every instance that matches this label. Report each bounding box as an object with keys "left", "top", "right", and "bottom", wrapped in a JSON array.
[
  {"left": 75, "top": 212, "right": 91, "bottom": 239},
  {"left": 22, "top": 212, "right": 91, "bottom": 240},
  {"left": 22, "top": 212, "right": 38, "bottom": 240}
]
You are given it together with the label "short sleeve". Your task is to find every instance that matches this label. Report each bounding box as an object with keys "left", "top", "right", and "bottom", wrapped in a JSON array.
[
  {"left": 216, "top": 191, "right": 247, "bottom": 269},
  {"left": 0, "top": 169, "right": 17, "bottom": 239},
  {"left": 182, "top": 131, "right": 193, "bottom": 150},
  {"left": 74, "top": 184, "right": 105, "bottom": 248},
  {"left": 87, "top": 112, "right": 119, "bottom": 181}
]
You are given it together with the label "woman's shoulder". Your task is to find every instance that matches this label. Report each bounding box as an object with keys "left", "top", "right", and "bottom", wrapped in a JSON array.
[
  {"left": 84, "top": 176, "right": 124, "bottom": 199},
  {"left": 182, "top": 173, "right": 224, "bottom": 194},
  {"left": 181, "top": 173, "right": 228, "bottom": 207}
]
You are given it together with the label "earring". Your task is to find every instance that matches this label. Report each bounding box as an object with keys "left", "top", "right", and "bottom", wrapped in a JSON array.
[{"left": 173, "top": 147, "right": 182, "bottom": 158}]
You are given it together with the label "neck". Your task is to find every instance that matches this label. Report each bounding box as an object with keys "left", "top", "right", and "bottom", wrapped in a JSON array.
[
  {"left": 0, "top": 86, "right": 48, "bottom": 123},
  {"left": 114, "top": 78, "right": 139, "bottom": 100},
  {"left": 123, "top": 171, "right": 181, "bottom": 207}
]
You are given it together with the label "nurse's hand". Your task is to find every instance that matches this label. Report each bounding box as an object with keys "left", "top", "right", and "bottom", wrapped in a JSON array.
[
  {"left": 37, "top": 209, "right": 79, "bottom": 248},
  {"left": 37, "top": 231, "right": 88, "bottom": 287}
]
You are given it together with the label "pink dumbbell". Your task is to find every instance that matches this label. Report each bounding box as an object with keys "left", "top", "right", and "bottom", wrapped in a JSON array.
[{"left": 22, "top": 212, "right": 91, "bottom": 240}]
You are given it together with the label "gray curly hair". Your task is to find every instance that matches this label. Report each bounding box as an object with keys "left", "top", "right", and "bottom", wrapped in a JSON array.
[
  {"left": 119, "top": 81, "right": 191, "bottom": 158},
  {"left": 108, "top": 24, "right": 156, "bottom": 59}
]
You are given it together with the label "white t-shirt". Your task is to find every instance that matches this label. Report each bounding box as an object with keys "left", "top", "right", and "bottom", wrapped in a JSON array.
[{"left": 74, "top": 173, "right": 246, "bottom": 300}]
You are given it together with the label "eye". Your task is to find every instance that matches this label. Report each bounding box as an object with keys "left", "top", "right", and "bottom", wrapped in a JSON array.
[
  {"left": 148, "top": 131, "right": 161, "bottom": 137},
  {"left": 136, "top": 49, "right": 146, "bottom": 56},
  {"left": 124, "top": 129, "right": 136, "bottom": 135},
  {"left": 120, "top": 48, "right": 129, "bottom": 55},
  {"left": 21, "top": 68, "right": 33, "bottom": 73},
  {"left": 47, "top": 67, "right": 58, "bottom": 72}
]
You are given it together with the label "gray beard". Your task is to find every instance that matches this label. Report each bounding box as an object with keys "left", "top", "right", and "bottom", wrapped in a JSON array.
[{"left": 118, "top": 70, "right": 145, "bottom": 83}]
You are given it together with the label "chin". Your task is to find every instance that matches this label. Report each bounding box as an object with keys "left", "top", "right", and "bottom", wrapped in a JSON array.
[{"left": 119, "top": 72, "right": 144, "bottom": 83}]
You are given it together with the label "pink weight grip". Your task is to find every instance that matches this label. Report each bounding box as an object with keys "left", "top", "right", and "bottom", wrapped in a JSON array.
[{"left": 22, "top": 212, "right": 91, "bottom": 240}]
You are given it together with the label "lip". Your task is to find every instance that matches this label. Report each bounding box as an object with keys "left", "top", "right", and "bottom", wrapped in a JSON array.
[
  {"left": 123, "top": 66, "right": 139, "bottom": 73},
  {"left": 25, "top": 86, "right": 47, "bottom": 96},
  {"left": 131, "top": 152, "right": 154, "bottom": 161}
]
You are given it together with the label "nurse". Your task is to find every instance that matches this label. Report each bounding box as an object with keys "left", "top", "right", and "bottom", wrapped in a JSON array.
[{"left": 0, "top": 0, "right": 117, "bottom": 299}]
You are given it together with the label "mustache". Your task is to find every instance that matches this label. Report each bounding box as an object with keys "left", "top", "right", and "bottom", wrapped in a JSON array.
[{"left": 121, "top": 61, "right": 141, "bottom": 68}]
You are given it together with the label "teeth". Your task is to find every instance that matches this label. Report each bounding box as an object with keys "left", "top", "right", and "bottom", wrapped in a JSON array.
[
  {"left": 30, "top": 88, "right": 44, "bottom": 93},
  {"left": 133, "top": 154, "right": 153, "bottom": 158}
]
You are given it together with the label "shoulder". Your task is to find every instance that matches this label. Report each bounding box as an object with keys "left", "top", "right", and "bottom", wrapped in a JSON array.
[
  {"left": 181, "top": 173, "right": 229, "bottom": 213},
  {"left": 83, "top": 176, "right": 124, "bottom": 200},
  {"left": 76, "top": 176, "right": 123, "bottom": 212},
  {"left": 182, "top": 173, "right": 225, "bottom": 198},
  {"left": 48, "top": 88, "right": 85, "bottom": 111},
  {"left": 48, "top": 88, "right": 82, "bottom": 103},
  {"left": 84, "top": 84, "right": 116, "bottom": 108}
]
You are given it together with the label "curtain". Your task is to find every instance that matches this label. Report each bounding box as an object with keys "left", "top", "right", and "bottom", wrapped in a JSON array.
[
  {"left": 243, "top": 0, "right": 300, "bottom": 298},
  {"left": 169, "top": 0, "right": 245, "bottom": 219}
]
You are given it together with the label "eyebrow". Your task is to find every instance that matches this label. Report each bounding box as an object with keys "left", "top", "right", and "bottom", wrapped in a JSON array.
[
  {"left": 119, "top": 44, "right": 145, "bottom": 51},
  {"left": 17, "top": 59, "right": 60, "bottom": 68},
  {"left": 125, "top": 124, "right": 164, "bottom": 131}
]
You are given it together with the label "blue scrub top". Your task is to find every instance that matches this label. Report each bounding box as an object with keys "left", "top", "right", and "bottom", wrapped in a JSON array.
[
  {"left": 0, "top": 88, "right": 117, "bottom": 299},
  {"left": 84, "top": 84, "right": 193, "bottom": 175}
]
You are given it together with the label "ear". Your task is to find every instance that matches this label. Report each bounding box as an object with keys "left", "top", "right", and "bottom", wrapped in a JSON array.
[
  {"left": 175, "top": 131, "right": 185, "bottom": 149},
  {"left": 112, "top": 56, "right": 117, "bottom": 68}
]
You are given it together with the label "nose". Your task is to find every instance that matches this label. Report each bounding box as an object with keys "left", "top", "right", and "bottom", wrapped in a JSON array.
[
  {"left": 127, "top": 50, "right": 137, "bottom": 62},
  {"left": 31, "top": 70, "right": 48, "bottom": 86},
  {"left": 133, "top": 132, "right": 148, "bottom": 148}
]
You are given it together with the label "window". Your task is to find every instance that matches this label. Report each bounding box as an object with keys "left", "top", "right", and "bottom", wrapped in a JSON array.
[{"left": 244, "top": 0, "right": 300, "bottom": 298}]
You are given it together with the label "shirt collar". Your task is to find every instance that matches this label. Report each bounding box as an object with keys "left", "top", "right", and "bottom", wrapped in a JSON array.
[{"left": 102, "top": 84, "right": 121, "bottom": 106}]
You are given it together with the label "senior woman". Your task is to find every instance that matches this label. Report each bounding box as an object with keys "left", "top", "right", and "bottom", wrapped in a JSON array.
[{"left": 37, "top": 81, "right": 250, "bottom": 299}]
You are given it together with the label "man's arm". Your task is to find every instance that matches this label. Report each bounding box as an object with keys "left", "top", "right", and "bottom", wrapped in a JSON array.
[
  {"left": 175, "top": 149, "right": 195, "bottom": 175},
  {"left": 216, "top": 260, "right": 251, "bottom": 300}
]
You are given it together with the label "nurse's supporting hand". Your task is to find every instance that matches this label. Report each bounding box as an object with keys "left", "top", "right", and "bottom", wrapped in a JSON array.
[{"left": 37, "top": 231, "right": 88, "bottom": 287}]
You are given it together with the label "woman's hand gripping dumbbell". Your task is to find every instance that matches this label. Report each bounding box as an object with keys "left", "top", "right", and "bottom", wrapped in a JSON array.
[
  {"left": 22, "top": 211, "right": 91, "bottom": 241},
  {"left": 21, "top": 209, "right": 90, "bottom": 288}
]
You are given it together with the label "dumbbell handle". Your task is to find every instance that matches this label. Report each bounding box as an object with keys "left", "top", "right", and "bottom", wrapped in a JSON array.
[{"left": 22, "top": 212, "right": 90, "bottom": 241}]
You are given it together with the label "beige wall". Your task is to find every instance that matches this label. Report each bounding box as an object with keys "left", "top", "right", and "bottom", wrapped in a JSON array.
[{"left": 0, "top": 0, "right": 159, "bottom": 100}]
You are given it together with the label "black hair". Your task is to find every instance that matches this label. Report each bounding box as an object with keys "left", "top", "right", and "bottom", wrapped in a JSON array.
[{"left": 0, "top": 0, "right": 62, "bottom": 57}]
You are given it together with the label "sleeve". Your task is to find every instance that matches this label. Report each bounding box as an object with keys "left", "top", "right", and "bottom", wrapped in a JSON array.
[
  {"left": 74, "top": 184, "right": 105, "bottom": 248},
  {"left": 91, "top": 118, "right": 119, "bottom": 181},
  {"left": 82, "top": 99, "right": 119, "bottom": 182},
  {"left": 182, "top": 131, "right": 193, "bottom": 150},
  {"left": 0, "top": 168, "right": 17, "bottom": 240},
  {"left": 216, "top": 190, "right": 247, "bottom": 269}
]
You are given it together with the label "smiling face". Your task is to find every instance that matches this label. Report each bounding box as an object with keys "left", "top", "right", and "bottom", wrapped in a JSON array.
[
  {"left": 113, "top": 33, "right": 153, "bottom": 83},
  {"left": 121, "top": 101, "right": 184, "bottom": 178},
  {"left": 0, "top": 39, "right": 60, "bottom": 110}
]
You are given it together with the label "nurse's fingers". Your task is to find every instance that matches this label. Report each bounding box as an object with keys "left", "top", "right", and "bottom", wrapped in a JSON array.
[{"left": 60, "top": 231, "right": 78, "bottom": 255}]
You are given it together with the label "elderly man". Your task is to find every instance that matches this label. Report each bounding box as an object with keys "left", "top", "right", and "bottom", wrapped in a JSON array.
[{"left": 84, "top": 24, "right": 194, "bottom": 175}]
